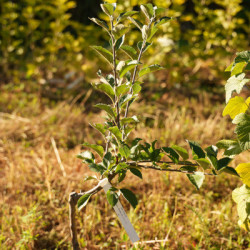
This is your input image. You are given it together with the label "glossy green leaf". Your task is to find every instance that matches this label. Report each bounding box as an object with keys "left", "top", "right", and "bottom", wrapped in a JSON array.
[
  {"left": 140, "top": 4, "right": 154, "bottom": 20},
  {"left": 100, "top": 3, "right": 116, "bottom": 16},
  {"left": 187, "top": 140, "right": 205, "bottom": 159},
  {"left": 119, "top": 60, "right": 141, "bottom": 78},
  {"left": 77, "top": 193, "right": 92, "bottom": 211},
  {"left": 162, "top": 147, "right": 179, "bottom": 163},
  {"left": 154, "top": 7, "right": 165, "bottom": 16},
  {"left": 94, "top": 103, "right": 116, "bottom": 120},
  {"left": 137, "top": 41, "right": 152, "bottom": 52},
  {"left": 132, "top": 82, "right": 142, "bottom": 94},
  {"left": 115, "top": 163, "right": 128, "bottom": 173},
  {"left": 119, "top": 143, "right": 130, "bottom": 158},
  {"left": 130, "top": 168, "right": 142, "bottom": 179},
  {"left": 90, "top": 123, "right": 107, "bottom": 136},
  {"left": 154, "top": 16, "right": 171, "bottom": 27},
  {"left": 103, "top": 152, "right": 112, "bottom": 168},
  {"left": 108, "top": 126, "right": 122, "bottom": 141},
  {"left": 91, "top": 46, "right": 113, "bottom": 64},
  {"left": 106, "top": 188, "right": 118, "bottom": 207},
  {"left": 116, "top": 84, "right": 130, "bottom": 96},
  {"left": 120, "top": 45, "right": 137, "bottom": 60},
  {"left": 120, "top": 188, "right": 138, "bottom": 208},
  {"left": 128, "top": 17, "right": 143, "bottom": 30},
  {"left": 219, "top": 166, "right": 240, "bottom": 177},
  {"left": 92, "top": 82, "right": 115, "bottom": 100},
  {"left": 180, "top": 165, "right": 197, "bottom": 172},
  {"left": 235, "top": 114, "right": 250, "bottom": 151},
  {"left": 117, "top": 11, "right": 138, "bottom": 23},
  {"left": 120, "top": 116, "right": 139, "bottom": 126},
  {"left": 217, "top": 157, "right": 233, "bottom": 170},
  {"left": 113, "top": 24, "right": 129, "bottom": 39},
  {"left": 171, "top": 145, "right": 189, "bottom": 160},
  {"left": 82, "top": 142, "right": 104, "bottom": 158},
  {"left": 77, "top": 151, "right": 94, "bottom": 162},
  {"left": 196, "top": 158, "right": 210, "bottom": 170},
  {"left": 138, "top": 64, "right": 164, "bottom": 77},
  {"left": 187, "top": 172, "right": 205, "bottom": 190},
  {"left": 115, "top": 35, "right": 125, "bottom": 50},
  {"left": 89, "top": 18, "right": 110, "bottom": 33},
  {"left": 235, "top": 51, "right": 250, "bottom": 63},
  {"left": 88, "top": 163, "right": 106, "bottom": 173}
]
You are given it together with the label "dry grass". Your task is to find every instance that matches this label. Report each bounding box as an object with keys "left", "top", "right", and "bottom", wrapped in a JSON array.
[{"left": 0, "top": 91, "right": 249, "bottom": 249}]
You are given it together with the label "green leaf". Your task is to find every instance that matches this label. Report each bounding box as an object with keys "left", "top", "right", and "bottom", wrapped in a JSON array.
[
  {"left": 90, "top": 123, "right": 107, "bottom": 136},
  {"left": 113, "top": 24, "right": 129, "bottom": 39},
  {"left": 187, "top": 140, "right": 206, "bottom": 159},
  {"left": 118, "top": 94, "right": 133, "bottom": 108},
  {"left": 235, "top": 51, "right": 250, "bottom": 63},
  {"left": 116, "top": 84, "right": 130, "bottom": 96},
  {"left": 130, "top": 168, "right": 142, "bottom": 179},
  {"left": 120, "top": 188, "right": 138, "bottom": 208},
  {"left": 88, "top": 163, "right": 106, "bottom": 174},
  {"left": 225, "top": 73, "right": 249, "bottom": 103},
  {"left": 235, "top": 114, "right": 250, "bottom": 151},
  {"left": 132, "top": 82, "right": 142, "bottom": 94},
  {"left": 196, "top": 158, "right": 211, "bottom": 170},
  {"left": 115, "top": 35, "right": 125, "bottom": 50},
  {"left": 108, "top": 126, "right": 122, "bottom": 141},
  {"left": 162, "top": 147, "right": 179, "bottom": 163},
  {"left": 232, "top": 184, "right": 250, "bottom": 223},
  {"left": 103, "top": 152, "right": 112, "bottom": 168},
  {"left": 106, "top": 188, "right": 118, "bottom": 207},
  {"left": 187, "top": 172, "right": 205, "bottom": 190},
  {"left": 236, "top": 163, "right": 250, "bottom": 186},
  {"left": 154, "top": 16, "right": 171, "bottom": 27},
  {"left": 117, "top": 11, "right": 139, "bottom": 23},
  {"left": 231, "top": 62, "right": 247, "bottom": 76},
  {"left": 100, "top": 3, "right": 116, "bottom": 16},
  {"left": 219, "top": 166, "right": 240, "bottom": 177},
  {"left": 128, "top": 17, "right": 143, "bottom": 30},
  {"left": 92, "top": 82, "right": 115, "bottom": 100},
  {"left": 138, "top": 64, "right": 164, "bottom": 78},
  {"left": 120, "top": 116, "right": 139, "bottom": 126},
  {"left": 137, "top": 41, "right": 152, "bottom": 52},
  {"left": 118, "top": 172, "right": 126, "bottom": 183},
  {"left": 77, "top": 193, "right": 92, "bottom": 211},
  {"left": 171, "top": 145, "right": 189, "bottom": 160},
  {"left": 77, "top": 151, "right": 94, "bottom": 163},
  {"left": 205, "top": 145, "right": 218, "bottom": 157},
  {"left": 89, "top": 18, "right": 110, "bottom": 33},
  {"left": 119, "top": 143, "right": 130, "bottom": 158},
  {"left": 119, "top": 60, "right": 141, "bottom": 78},
  {"left": 180, "top": 166, "right": 197, "bottom": 172},
  {"left": 82, "top": 142, "right": 104, "bottom": 158},
  {"left": 223, "top": 96, "right": 250, "bottom": 119},
  {"left": 140, "top": 4, "right": 154, "bottom": 20},
  {"left": 148, "top": 26, "right": 159, "bottom": 41},
  {"left": 225, "top": 62, "right": 234, "bottom": 72},
  {"left": 91, "top": 46, "right": 113, "bottom": 65},
  {"left": 154, "top": 7, "right": 165, "bottom": 16},
  {"left": 217, "top": 157, "right": 233, "bottom": 170},
  {"left": 216, "top": 139, "right": 238, "bottom": 149},
  {"left": 94, "top": 103, "right": 116, "bottom": 120},
  {"left": 115, "top": 163, "right": 128, "bottom": 173},
  {"left": 84, "top": 175, "right": 97, "bottom": 182},
  {"left": 120, "top": 45, "right": 137, "bottom": 60}
]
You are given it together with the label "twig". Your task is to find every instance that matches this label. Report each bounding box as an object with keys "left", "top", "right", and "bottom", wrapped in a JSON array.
[
  {"left": 51, "top": 137, "right": 67, "bottom": 177},
  {"left": 127, "top": 162, "right": 214, "bottom": 175}
]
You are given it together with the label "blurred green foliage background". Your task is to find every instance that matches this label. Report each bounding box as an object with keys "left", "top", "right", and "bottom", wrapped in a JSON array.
[{"left": 0, "top": 0, "right": 249, "bottom": 103}]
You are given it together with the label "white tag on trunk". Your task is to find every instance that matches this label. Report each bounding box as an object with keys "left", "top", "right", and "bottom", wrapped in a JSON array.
[{"left": 99, "top": 178, "right": 140, "bottom": 243}]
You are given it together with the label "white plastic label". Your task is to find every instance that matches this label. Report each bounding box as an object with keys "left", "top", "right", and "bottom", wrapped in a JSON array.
[{"left": 99, "top": 178, "right": 140, "bottom": 243}]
